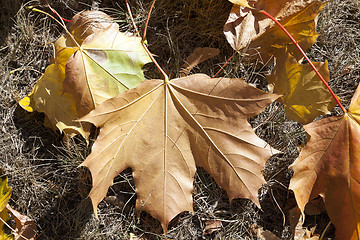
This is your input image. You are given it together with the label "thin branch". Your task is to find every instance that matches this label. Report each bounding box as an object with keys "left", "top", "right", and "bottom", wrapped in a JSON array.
[{"left": 254, "top": 103, "right": 283, "bottom": 130}]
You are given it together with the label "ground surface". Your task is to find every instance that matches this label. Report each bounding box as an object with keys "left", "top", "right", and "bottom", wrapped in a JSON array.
[{"left": 1, "top": 0, "right": 360, "bottom": 239}]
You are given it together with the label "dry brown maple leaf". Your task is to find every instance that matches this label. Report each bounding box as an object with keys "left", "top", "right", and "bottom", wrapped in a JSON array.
[
  {"left": 80, "top": 74, "right": 280, "bottom": 233},
  {"left": 290, "top": 84, "right": 360, "bottom": 239},
  {"left": 224, "top": 0, "right": 324, "bottom": 63},
  {"left": 267, "top": 52, "right": 336, "bottom": 124}
]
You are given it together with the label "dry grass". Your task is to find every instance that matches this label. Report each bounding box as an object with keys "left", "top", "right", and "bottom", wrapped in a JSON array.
[{"left": 1, "top": 0, "right": 360, "bottom": 239}]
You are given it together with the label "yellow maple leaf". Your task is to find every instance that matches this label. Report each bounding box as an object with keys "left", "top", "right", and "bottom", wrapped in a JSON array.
[{"left": 267, "top": 52, "right": 336, "bottom": 124}]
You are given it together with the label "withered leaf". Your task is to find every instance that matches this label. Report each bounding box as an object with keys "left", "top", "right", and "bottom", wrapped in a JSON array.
[
  {"left": 224, "top": 0, "right": 324, "bottom": 63},
  {"left": 80, "top": 74, "right": 279, "bottom": 233},
  {"left": 180, "top": 47, "right": 220, "bottom": 77},
  {"left": 290, "top": 84, "right": 360, "bottom": 239}
]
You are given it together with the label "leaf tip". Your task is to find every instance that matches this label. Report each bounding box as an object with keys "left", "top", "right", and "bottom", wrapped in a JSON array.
[{"left": 19, "top": 96, "right": 34, "bottom": 112}]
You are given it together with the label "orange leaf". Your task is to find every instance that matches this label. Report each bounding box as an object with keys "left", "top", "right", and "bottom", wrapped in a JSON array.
[{"left": 290, "top": 84, "right": 360, "bottom": 239}]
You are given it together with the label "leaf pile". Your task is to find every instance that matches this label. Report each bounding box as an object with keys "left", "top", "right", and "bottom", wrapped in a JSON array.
[{"left": 15, "top": 1, "right": 360, "bottom": 239}]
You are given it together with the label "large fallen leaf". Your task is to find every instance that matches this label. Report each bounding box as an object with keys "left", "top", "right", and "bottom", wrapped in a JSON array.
[
  {"left": 80, "top": 74, "right": 280, "bottom": 233},
  {"left": 290, "top": 84, "right": 360, "bottom": 239},
  {"left": 19, "top": 11, "right": 151, "bottom": 138},
  {"left": 0, "top": 171, "right": 12, "bottom": 240},
  {"left": 224, "top": 0, "right": 324, "bottom": 63},
  {"left": 267, "top": 52, "right": 336, "bottom": 124}
]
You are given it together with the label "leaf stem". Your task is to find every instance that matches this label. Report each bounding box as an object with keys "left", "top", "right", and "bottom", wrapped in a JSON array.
[
  {"left": 27, "top": 7, "right": 81, "bottom": 48},
  {"left": 124, "top": 0, "right": 168, "bottom": 82},
  {"left": 45, "top": 0, "right": 71, "bottom": 25},
  {"left": 258, "top": 9, "right": 346, "bottom": 114},
  {"left": 142, "top": 44, "right": 169, "bottom": 83},
  {"left": 142, "top": 0, "right": 156, "bottom": 42},
  {"left": 212, "top": 51, "right": 237, "bottom": 78}
]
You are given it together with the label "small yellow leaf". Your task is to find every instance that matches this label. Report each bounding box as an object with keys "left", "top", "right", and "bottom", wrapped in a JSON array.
[
  {"left": 267, "top": 52, "right": 336, "bottom": 124},
  {"left": 227, "top": 0, "right": 252, "bottom": 8},
  {"left": 18, "top": 96, "right": 34, "bottom": 112}
]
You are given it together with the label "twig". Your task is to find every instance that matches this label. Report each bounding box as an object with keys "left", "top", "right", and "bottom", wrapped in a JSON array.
[
  {"left": 254, "top": 103, "right": 283, "bottom": 130},
  {"left": 320, "top": 221, "right": 332, "bottom": 240}
]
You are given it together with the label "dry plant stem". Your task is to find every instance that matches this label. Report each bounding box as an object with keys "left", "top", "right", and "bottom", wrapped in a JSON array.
[
  {"left": 125, "top": 0, "right": 141, "bottom": 38},
  {"left": 320, "top": 221, "right": 332, "bottom": 240},
  {"left": 259, "top": 9, "right": 346, "bottom": 114},
  {"left": 142, "top": 0, "right": 156, "bottom": 42},
  {"left": 0, "top": 214, "right": 31, "bottom": 240},
  {"left": 10, "top": 67, "right": 43, "bottom": 75},
  {"left": 212, "top": 51, "right": 237, "bottom": 78}
]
